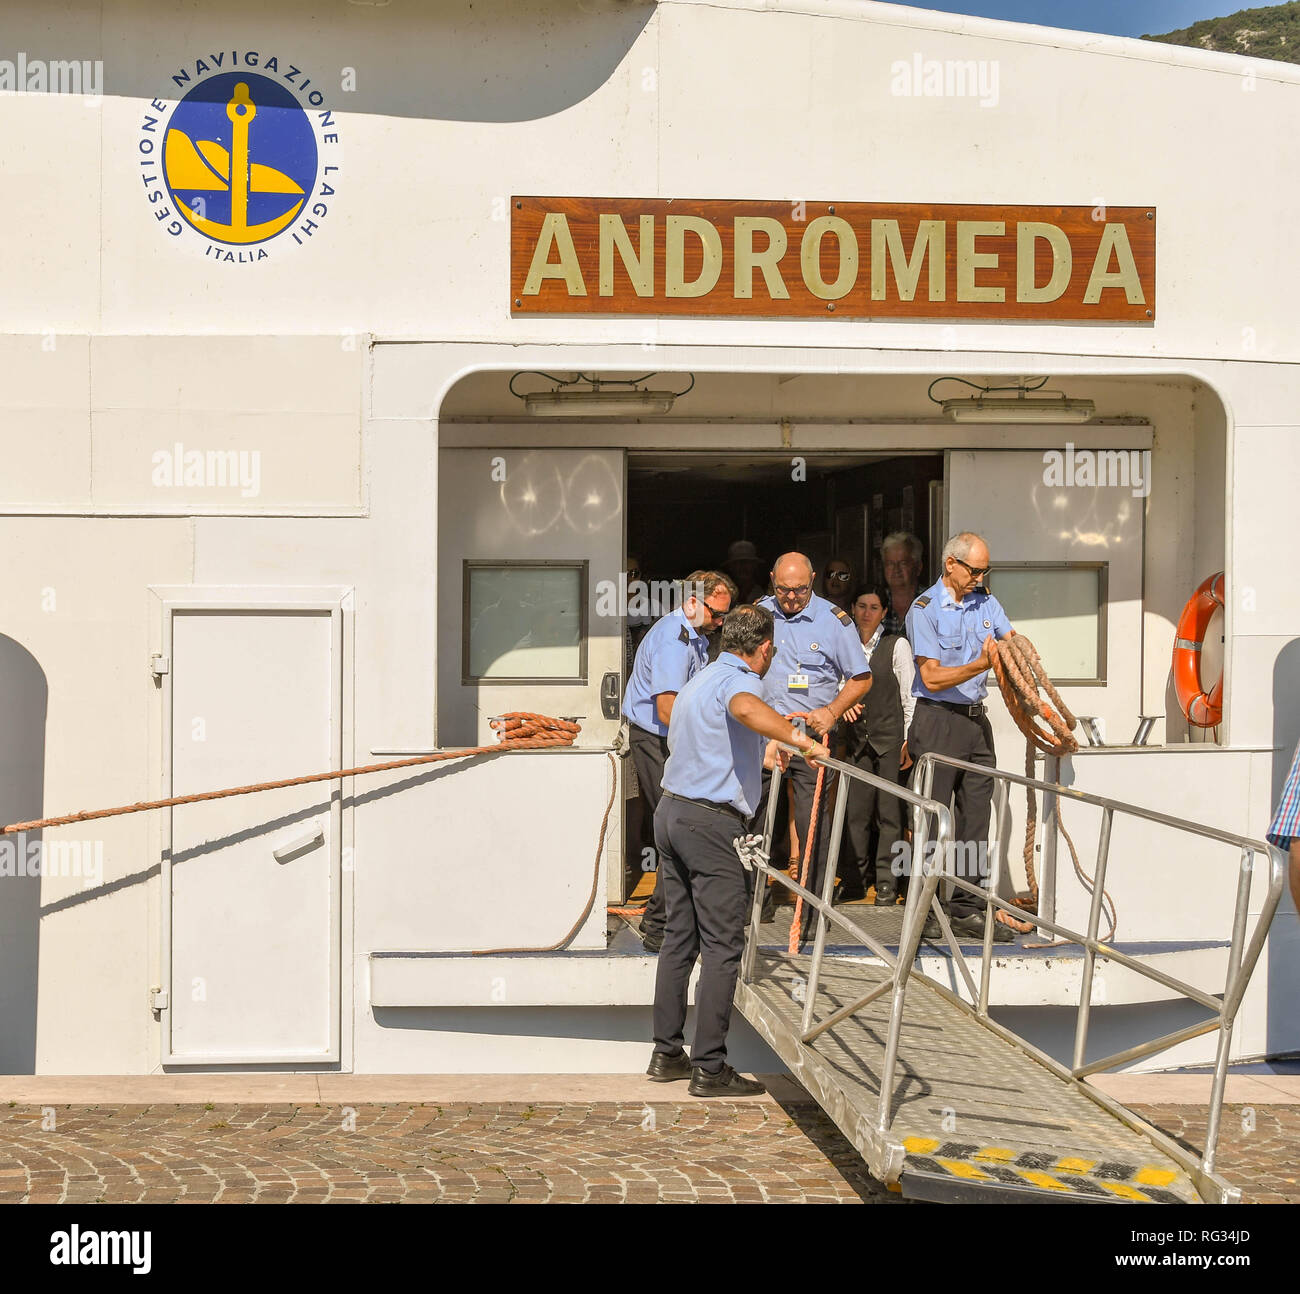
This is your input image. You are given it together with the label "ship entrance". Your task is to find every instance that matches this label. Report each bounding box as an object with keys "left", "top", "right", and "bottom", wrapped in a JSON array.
[{"left": 622, "top": 450, "right": 945, "bottom": 902}]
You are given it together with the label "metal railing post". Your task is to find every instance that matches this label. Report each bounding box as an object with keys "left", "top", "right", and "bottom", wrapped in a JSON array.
[
  {"left": 742, "top": 764, "right": 785, "bottom": 984},
  {"left": 978, "top": 776, "right": 1011, "bottom": 1017},
  {"left": 1203, "top": 848, "right": 1254, "bottom": 1177},
  {"left": 802, "top": 773, "right": 849, "bottom": 1035},
  {"left": 1040, "top": 753, "right": 1060, "bottom": 932},
  {"left": 1072, "top": 806, "right": 1113, "bottom": 1073}
]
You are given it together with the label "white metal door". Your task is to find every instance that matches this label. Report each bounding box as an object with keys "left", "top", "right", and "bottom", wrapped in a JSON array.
[
  {"left": 163, "top": 600, "right": 343, "bottom": 1064},
  {"left": 438, "top": 447, "right": 627, "bottom": 749}
]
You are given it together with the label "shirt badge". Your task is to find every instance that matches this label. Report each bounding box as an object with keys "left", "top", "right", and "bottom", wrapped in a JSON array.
[
  {"left": 810, "top": 642, "right": 819, "bottom": 651},
  {"left": 983, "top": 620, "right": 991, "bottom": 628}
]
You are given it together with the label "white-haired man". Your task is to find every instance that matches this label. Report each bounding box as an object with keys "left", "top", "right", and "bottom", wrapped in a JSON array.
[
  {"left": 881, "top": 531, "right": 924, "bottom": 638},
  {"left": 907, "top": 532, "right": 1017, "bottom": 944}
]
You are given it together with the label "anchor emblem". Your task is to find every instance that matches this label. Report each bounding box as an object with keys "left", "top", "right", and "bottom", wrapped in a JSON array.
[{"left": 164, "top": 80, "right": 307, "bottom": 245}]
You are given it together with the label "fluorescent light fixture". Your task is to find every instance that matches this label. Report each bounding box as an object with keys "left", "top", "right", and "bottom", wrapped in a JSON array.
[
  {"left": 942, "top": 395, "right": 1096, "bottom": 424},
  {"left": 523, "top": 388, "right": 679, "bottom": 417}
]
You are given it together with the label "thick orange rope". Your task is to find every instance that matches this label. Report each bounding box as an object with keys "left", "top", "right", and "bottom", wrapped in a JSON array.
[
  {"left": 786, "top": 712, "right": 826, "bottom": 954},
  {"left": 0, "top": 712, "right": 581, "bottom": 834}
]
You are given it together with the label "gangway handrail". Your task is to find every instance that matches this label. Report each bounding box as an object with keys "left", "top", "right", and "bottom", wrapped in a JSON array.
[
  {"left": 910, "top": 750, "right": 1287, "bottom": 1181},
  {"left": 740, "top": 746, "right": 1286, "bottom": 1200}
]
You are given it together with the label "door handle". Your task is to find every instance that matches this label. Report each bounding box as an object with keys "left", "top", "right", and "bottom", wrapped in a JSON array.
[
  {"left": 273, "top": 823, "right": 324, "bottom": 863},
  {"left": 600, "top": 672, "right": 621, "bottom": 720}
]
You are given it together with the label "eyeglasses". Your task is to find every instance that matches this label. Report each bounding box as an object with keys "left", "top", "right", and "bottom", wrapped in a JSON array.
[
  {"left": 825, "top": 571, "right": 851, "bottom": 583},
  {"left": 775, "top": 584, "right": 811, "bottom": 597},
  {"left": 952, "top": 556, "right": 991, "bottom": 579},
  {"left": 702, "top": 601, "right": 730, "bottom": 622}
]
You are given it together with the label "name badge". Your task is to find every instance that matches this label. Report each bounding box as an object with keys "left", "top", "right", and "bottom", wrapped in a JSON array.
[{"left": 788, "top": 672, "right": 810, "bottom": 692}]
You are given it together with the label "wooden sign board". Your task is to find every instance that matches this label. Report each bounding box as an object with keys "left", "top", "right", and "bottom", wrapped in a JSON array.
[{"left": 511, "top": 198, "right": 1155, "bottom": 322}]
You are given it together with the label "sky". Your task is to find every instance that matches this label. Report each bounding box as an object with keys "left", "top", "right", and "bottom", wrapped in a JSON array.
[{"left": 904, "top": 2, "right": 1250, "bottom": 38}]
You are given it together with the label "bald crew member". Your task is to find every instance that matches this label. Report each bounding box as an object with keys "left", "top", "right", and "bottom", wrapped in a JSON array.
[
  {"left": 754, "top": 552, "right": 872, "bottom": 945},
  {"left": 647, "top": 604, "right": 829, "bottom": 1095}
]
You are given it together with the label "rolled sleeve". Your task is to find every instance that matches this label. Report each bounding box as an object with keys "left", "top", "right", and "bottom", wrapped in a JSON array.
[
  {"left": 831, "top": 616, "right": 870, "bottom": 680},
  {"left": 648, "top": 641, "right": 692, "bottom": 697},
  {"left": 989, "top": 596, "right": 1014, "bottom": 639},
  {"left": 907, "top": 604, "right": 941, "bottom": 660}
]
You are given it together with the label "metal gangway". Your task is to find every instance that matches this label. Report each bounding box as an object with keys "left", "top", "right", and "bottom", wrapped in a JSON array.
[{"left": 734, "top": 750, "right": 1287, "bottom": 1204}]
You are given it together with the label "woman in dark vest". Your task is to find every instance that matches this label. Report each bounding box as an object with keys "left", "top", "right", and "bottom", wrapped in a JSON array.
[{"left": 837, "top": 584, "right": 916, "bottom": 905}]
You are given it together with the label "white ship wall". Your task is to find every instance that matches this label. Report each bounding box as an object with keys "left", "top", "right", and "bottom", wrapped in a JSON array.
[{"left": 0, "top": 0, "right": 1294, "bottom": 1071}]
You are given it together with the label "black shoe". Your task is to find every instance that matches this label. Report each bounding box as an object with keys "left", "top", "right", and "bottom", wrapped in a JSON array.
[
  {"left": 920, "top": 913, "right": 942, "bottom": 942},
  {"left": 873, "top": 884, "right": 897, "bottom": 906},
  {"left": 687, "top": 1064, "right": 767, "bottom": 1098},
  {"left": 760, "top": 890, "right": 777, "bottom": 924},
  {"left": 950, "top": 912, "right": 1014, "bottom": 944},
  {"left": 645, "top": 1050, "right": 692, "bottom": 1082},
  {"left": 641, "top": 930, "right": 664, "bottom": 953},
  {"left": 834, "top": 884, "right": 865, "bottom": 906}
]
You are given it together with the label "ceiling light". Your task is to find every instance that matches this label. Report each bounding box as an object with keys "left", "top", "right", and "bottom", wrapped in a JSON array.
[
  {"left": 942, "top": 395, "right": 1096, "bottom": 424},
  {"left": 511, "top": 371, "right": 694, "bottom": 418}
]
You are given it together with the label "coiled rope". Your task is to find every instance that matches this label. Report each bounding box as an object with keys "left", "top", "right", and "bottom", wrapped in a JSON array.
[
  {"left": 1, "top": 712, "right": 616, "bottom": 957},
  {"left": 989, "top": 636, "right": 1117, "bottom": 943}
]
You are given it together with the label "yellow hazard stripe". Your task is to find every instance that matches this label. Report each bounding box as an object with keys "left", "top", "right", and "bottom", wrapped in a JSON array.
[
  {"left": 935, "top": 1158, "right": 992, "bottom": 1181},
  {"left": 974, "top": 1146, "right": 1017, "bottom": 1163},
  {"left": 1017, "top": 1169, "right": 1073, "bottom": 1192},
  {"left": 1101, "top": 1181, "right": 1153, "bottom": 1202},
  {"left": 1136, "top": 1166, "right": 1177, "bottom": 1187},
  {"left": 1055, "top": 1156, "right": 1096, "bottom": 1174},
  {"left": 903, "top": 1136, "right": 940, "bottom": 1155}
]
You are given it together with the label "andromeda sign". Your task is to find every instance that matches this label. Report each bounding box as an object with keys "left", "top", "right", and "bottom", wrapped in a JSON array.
[{"left": 511, "top": 198, "right": 1155, "bottom": 323}]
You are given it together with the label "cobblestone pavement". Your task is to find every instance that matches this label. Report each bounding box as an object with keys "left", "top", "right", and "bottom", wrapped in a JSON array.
[
  {"left": 0, "top": 1100, "right": 1292, "bottom": 1203},
  {"left": 0, "top": 1100, "right": 898, "bottom": 1204},
  {"left": 1130, "top": 1104, "right": 1300, "bottom": 1205}
]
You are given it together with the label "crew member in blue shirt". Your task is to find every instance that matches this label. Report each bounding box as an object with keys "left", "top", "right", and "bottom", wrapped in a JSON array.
[
  {"left": 622, "top": 570, "right": 736, "bottom": 951},
  {"left": 647, "top": 604, "right": 829, "bottom": 1096},
  {"left": 906, "top": 531, "right": 1017, "bottom": 944},
  {"left": 753, "top": 552, "right": 872, "bottom": 944}
]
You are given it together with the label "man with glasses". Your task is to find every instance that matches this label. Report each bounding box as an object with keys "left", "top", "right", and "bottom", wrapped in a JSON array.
[
  {"left": 880, "top": 531, "right": 924, "bottom": 638},
  {"left": 907, "top": 532, "right": 1016, "bottom": 944},
  {"left": 754, "top": 553, "right": 873, "bottom": 944},
  {"left": 624, "top": 570, "right": 738, "bottom": 951}
]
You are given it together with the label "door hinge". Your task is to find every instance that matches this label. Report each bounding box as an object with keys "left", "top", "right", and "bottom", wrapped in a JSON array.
[
  {"left": 150, "top": 653, "right": 170, "bottom": 677},
  {"left": 151, "top": 986, "right": 169, "bottom": 1012}
]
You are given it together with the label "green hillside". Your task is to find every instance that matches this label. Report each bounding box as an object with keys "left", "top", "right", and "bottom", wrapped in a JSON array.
[{"left": 1143, "top": 1, "right": 1300, "bottom": 63}]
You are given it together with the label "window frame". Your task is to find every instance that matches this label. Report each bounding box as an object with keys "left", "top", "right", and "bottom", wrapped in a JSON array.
[
  {"left": 461, "top": 558, "right": 590, "bottom": 685},
  {"left": 989, "top": 560, "right": 1109, "bottom": 687}
]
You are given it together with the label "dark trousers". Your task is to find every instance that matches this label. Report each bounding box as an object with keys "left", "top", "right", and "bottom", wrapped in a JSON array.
[
  {"left": 906, "top": 701, "right": 996, "bottom": 918},
  {"left": 754, "top": 757, "right": 836, "bottom": 909},
  {"left": 651, "top": 796, "right": 751, "bottom": 1073},
  {"left": 843, "top": 742, "right": 904, "bottom": 896},
  {"left": 629, "top": 724, "right": 670, "bottom": 937}
]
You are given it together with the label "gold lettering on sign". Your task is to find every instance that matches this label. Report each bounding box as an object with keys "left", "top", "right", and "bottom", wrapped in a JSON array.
[
  {"left": 599, "top": 213, "right": 655, "bottom": 297},
  {"left": 871, "top": 220, "right": 945, "bottom": 302},
  {"left": 956, "top": 220, "right": 1004, "bottom": 303},
  {"left": 523, "top": 212, "right": 586, "bottom": 295},
  {"left": 1016, "top": 222, "right": 1072, "bottom": 303},
  {"left": 1084, "top": 223, "right": 1145, "bottom": 304},
  {"left": 733, "top": 216, "right": 790, "bottom": 300},
  {"left": 800, "top": 216, "right": 858, "bottom": 300},
  {"left": 665, "top": 215, "right": 722, "bottom": 298}
]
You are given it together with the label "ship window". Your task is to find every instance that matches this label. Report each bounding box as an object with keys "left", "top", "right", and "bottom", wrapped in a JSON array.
[
  {"left": 988, "top": 562, "right": 1107, "bottom": 685},
  {"left": 462, "top": 560, "right": 588, "bottom": 683}
]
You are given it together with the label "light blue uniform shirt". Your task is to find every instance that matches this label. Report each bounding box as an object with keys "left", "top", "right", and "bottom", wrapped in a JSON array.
[
  {"left": 622, "top": 608, "right": 708, "bottom": 736},
  {"left": 907, "top": 578, "right": 1013, "bottom": 705},
  {"left": 754, "top": 592, "right": 869, "bottom": 716},
  {"left": 661, "top": 653, "right": 767, "bottom": 817}
]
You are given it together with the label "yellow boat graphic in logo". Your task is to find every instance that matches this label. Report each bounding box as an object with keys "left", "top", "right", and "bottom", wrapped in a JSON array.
[{"left": 164, "top": 79, "right": 310, "bottom": 245}]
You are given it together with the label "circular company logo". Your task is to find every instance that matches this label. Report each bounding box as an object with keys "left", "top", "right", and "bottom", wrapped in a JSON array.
[{"left": 139, "top": 53, "right": 342, "bottom": 262}]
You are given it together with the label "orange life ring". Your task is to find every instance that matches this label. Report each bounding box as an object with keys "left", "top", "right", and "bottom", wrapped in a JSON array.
[{"left": 1173, "top": 573, "right": 1224, "bottom": 728}]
